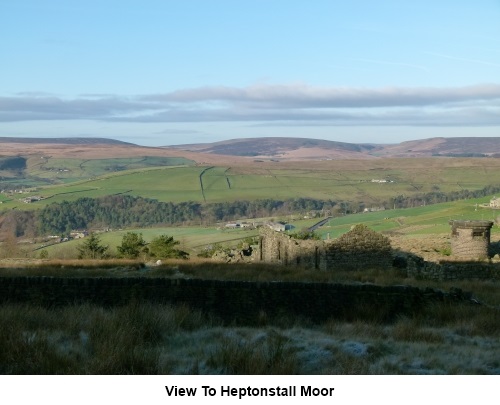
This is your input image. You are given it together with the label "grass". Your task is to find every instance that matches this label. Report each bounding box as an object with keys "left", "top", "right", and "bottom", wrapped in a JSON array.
[
  {"left": 27, "top": 156, "right": 194, "bottom": 181},
  {"left": 4, "top": 157, "right": 500, "bottom": 209},
  {"left": 0, "top": 302, "right": 213, "bottom": 374},
  {"left": 315, "top": 196, "right": 500, "bottom": 239},
  {"left": 36, "top": 226, "right": 260, "bottom": 258},
  {"left": 0, "top": 299, "right": 498, "bottom": 374},
  {"left": 23, "top": 191, "right": 499, "bottom": 262}
]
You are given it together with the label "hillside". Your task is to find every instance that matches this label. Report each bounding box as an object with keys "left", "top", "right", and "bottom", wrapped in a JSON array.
[
  {"left": 3, "top": 136, "right": 500, "bottom": 161},
  {"left": 0, "top": 136, "right": 253, "bottom": 166},
  {"left": 376, "top": 137, "right": 500, "bottom": 157},
  {"left": 0, "top": 137, "right": 133, "bottom": 146},
  {"left": 171, "top": 136, "right": 500, "bottom": 159},
  {"left": 170, "top": 137, "right": 379, "bottom": 160}
]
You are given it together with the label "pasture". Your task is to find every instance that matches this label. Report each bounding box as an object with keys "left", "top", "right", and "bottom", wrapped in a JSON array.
[
  {"left": 26, "top": 156, "right": 194, "bottom": 181},
  {"left": 3, "top": 157, "right": 500, "bottom": 210},
  {"left": 40, "top": 225, "right": 260, "bottom": 258},
  {"left": 35, "top": 194, "right": 500, "bottom": 260}
]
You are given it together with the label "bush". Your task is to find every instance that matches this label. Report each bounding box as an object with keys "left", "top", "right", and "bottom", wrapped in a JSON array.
[
  {"left": 117, "top": 232, "right": 147, "bottom": 259},
  {"left": 148, "top": 235, "right": 189, "bottom": 259},
  {"left": 77, "top": 233, "right": 109, "bottom": 260}
]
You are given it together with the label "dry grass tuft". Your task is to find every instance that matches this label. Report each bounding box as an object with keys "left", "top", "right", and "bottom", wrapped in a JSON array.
[{"left": 206, "top": 329, "right": 298, "bottom": 374}]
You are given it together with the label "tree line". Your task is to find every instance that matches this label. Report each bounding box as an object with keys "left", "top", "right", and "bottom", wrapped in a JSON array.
[
  {"left": 2, "top": 184, "right": 500, "bottom": 238},
  {"left": 35, "top": 195, "right": 337, "bottom": 235}
]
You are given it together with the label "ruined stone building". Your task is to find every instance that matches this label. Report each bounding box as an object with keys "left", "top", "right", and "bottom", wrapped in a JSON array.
[
  {"left": 449, "top": 220, "right": 494, "bottom": 260},
  {"left": 490, "top": 197, "right": 500, "bottom": 208},
  {"left": 257, "top": 224, "right": 392, "bottom": 271}
]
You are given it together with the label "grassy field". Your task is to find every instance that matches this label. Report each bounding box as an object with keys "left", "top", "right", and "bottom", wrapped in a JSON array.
[
  {"left": 26, "top": 155, "right": 194, "bottom": 181},
  {"left": 3, "top": 157, "right": 500, "bottom": 210},
  {"left": 26, "top": 193, "right": 499, "bottom": 261},
  {"left": 40, "top": 226, "right": 260, "bottom": 258},
  {"left": 314, "top": 197, "right": 500, "bottom": 239}
]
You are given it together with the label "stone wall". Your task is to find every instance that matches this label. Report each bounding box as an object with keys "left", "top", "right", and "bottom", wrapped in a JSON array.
[
  {"left": 258, "top": 227, "right": 323, "bottom": 269},
  {"left": 0, "top": 276, "right": 475, "bottom": 324},
  {"left": 407, "top": 256, "right": 498, "bottom": 281},
  {"left": 323, "top": 224, "right": 392, "bottom": 270},
  {"left": 257, "top": 224, "right": 392, "bottom": 271},
  {"left": 449, "top": 220, "right": 494, "bottom": 259}
]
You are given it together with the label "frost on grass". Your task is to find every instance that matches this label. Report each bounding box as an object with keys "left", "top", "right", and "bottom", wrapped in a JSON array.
[{"left": 1, "top": 303, "right": 499, "bottom": 375}]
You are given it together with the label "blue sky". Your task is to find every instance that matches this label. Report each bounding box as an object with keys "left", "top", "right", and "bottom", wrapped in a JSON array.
[{"left": 1, "top": 0, "right": 499, "bottom": 146}]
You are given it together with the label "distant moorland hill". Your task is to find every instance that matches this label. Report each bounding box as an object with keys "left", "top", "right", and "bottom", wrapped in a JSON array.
[
  {"left": 170, "top": 137, "right": 378, "bottom": 160},
  {"left": 0, "top": 137, "right": 133, "bottom": 145},
  {"left": 2, "top": 136, "right": 500, "bottom": 161},
  {"left": 171, "top": 136, "right": 500, "bottom": 159}
]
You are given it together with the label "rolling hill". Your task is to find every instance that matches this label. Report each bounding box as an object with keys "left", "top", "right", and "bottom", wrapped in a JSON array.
[
  {"left": 170, "top": 137, "right": 379, "bottom": 160},
  {"left": 0, "top": 137, "right": 133, "bottom": 146},
  {"left": 3, "top": 135, "right": 500, "bottom": 161},
  {"left": 171, "top": 136, "right": 500, "bottom": 159},
  {"left": 375, "top": 137, "right": 500, "bottom": 157}
]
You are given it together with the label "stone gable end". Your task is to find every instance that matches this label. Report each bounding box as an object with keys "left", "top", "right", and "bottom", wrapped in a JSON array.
[{"left": 323, "top": 224, "right": 393, "bottom": 270}]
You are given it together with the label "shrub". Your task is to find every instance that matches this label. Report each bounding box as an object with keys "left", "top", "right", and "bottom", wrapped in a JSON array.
[
  {"left": 148, "top": 235, "right": 188, "bottom": 259},
  {"left": 77, "top": 233, "right": 109, "bottom": 260},
  {"left": 117, "top": 232, "right": 147, "bottom": 259}
]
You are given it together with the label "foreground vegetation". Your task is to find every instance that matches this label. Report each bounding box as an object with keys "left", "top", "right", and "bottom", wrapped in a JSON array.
[
  {"left": 0, "top": 296, "right": 498, "bottom": 374},
  {"left": 3, "top": 150, "right": 500, "bottom": 374},
  {"left": 1, "top": 248, "right": 498, "bottom": 375}
]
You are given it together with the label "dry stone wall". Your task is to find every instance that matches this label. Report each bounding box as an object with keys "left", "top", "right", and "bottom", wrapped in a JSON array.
[
  {"left": 0, "top": 276, "right": 476, "bottom": 324},
  {"left": 406, "top": 256, "right": 499, "bottom": 281}
]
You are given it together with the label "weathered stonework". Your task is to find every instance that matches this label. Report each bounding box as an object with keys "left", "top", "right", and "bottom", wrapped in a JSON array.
[
  {"left": 257, "top": 224, "right": 392, "bottom": 271},
  {"left": 0, "top": 276, "right": 477, "bottom": 324},
  {"left": 449, "top": 220, "right": 494, "bottom": 260},
  {"left": 406, "top": 255, "right": 498, "bottom": 280},
  {"left": 324, "top": 224, "right": 393, "bottom": 270},
  {"left": 256, "top": 222, "right": 499, "bottom": 280}
]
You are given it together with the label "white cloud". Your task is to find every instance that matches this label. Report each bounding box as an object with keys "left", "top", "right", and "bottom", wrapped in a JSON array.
[{"left": 1, "top": 84, "right": 500, "bottom": 127}]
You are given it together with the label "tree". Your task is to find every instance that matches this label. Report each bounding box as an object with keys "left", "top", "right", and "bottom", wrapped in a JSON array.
[
  {"left": 148, "top": 234, "right": 188, "bottom": 259},
  {"left": 289, "top": 229, "right": 320, "bottom": 240},
  {"left": 117, "top": 232, "right": 147, "bottom": 259},
  {"left": 77, "top": 233, "right": 109, "bottom": 259}
]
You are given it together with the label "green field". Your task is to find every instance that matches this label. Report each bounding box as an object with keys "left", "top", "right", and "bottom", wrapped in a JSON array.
[
  {"left": 42, "top": 225, "right": 260, "bottom": 258},
  {"left": 27, "top": 156, "right": 194, "bottom": 181},
  {"left": 314, "top": 197, "right": 500, "bottom": 239},
  {"left": 3, "top": 157, "right": 500, "bottom": 211},
  {"left": 36, "top": 193, "right": 500, "bottom": 260}
]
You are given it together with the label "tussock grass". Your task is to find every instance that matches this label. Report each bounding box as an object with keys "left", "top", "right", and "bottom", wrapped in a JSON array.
[
  {"left": 0, "top": 301, "right": 498, "bottom": 374},
  {"left": 0, "top": 303, "right": 215, "bottom": 374},
  {"left": 392, "top": 317, "right": 445, "bottom": 343},
  {"left": 206, "top": 329, "right": 298, "bottom": 374},
  {"left": 0, "top": 258, "right": 498, "bottom": 374}
]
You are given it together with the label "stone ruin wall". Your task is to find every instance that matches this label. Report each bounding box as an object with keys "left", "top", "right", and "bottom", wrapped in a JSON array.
[
  {"left": 257, "top": 224, "right": 392, "bottom": 271},
  {"left": 259, "top": 227, "right": 323, "bottom": 269},
  {"left": 323, "top": 224, "right": 393, "bottom": 270},
  {"left": 449, "top": 220, "right": 494, "bottom": 260},
  {"left": 257, "top": 222, "right": 498, "bottom": 280},
  {"left": 406, "top": 255, "right": 498, "bottom": 280}
]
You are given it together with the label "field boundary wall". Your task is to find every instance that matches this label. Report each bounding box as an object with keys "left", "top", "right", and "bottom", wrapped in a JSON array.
[{"left": 0, "top": 276, "right": 475, "bottom": 323}]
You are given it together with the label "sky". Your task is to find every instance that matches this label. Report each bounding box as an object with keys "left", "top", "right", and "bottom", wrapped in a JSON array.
[{"left": 1, "top": 0, "right": 500, "bottom": 146}]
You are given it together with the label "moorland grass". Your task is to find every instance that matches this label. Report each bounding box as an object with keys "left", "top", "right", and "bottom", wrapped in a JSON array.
[
  {"left": 0, "top": 298, "right": 498, "bottom": 374},
  {"left": 5, "top": 157, "right": 500, "bottom": 210}
]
